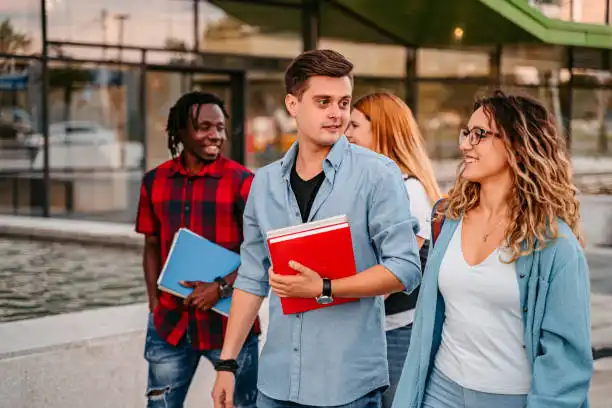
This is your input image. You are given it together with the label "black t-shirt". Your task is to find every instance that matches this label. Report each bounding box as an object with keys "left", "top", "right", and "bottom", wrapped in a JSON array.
[{"left": 290, "top": 160, "right": 325, "bottom": 223}]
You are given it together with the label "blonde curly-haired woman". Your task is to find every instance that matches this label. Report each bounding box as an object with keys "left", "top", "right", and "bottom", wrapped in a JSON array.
[{"left": 392, "top": 91, "right": 593, "bottom": 408}]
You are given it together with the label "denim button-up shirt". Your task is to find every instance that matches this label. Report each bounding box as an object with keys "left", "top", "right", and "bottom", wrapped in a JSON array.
[
  {"left": 392, "top": 217, "right": 593, "bottom": 408},
  {"left": 233, "top": 136, "right": 422, "bottom": 406}
]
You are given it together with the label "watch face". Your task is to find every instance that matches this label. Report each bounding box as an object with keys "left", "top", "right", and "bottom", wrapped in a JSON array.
[
  {"left": 220, "top": 285, "right": 233, "bottom": 298},
  {"left": 316, "top": 295, "right": 333, "bottom": 305}
]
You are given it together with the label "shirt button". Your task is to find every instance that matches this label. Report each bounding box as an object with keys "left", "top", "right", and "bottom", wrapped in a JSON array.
[
  {"left": 296, "top": 314, "right": 300, "bottom": 318},
  {"left": 185, "top": 204, "right": 191, "bottom": 211},
  {"left": 523, "top": 306, "right": 528, "bottom": 313},
  {"left": 295, "top": 211, "right": 300, "bottom": 217},
  {"left": 188, "top": 179, "right": 193, "bottom": 184},
  {"left": 519, "top": 274, "right": 526, "bottom": 279},
  {"left": 293, "top": 347, "right": 299, "bottom": 352}
]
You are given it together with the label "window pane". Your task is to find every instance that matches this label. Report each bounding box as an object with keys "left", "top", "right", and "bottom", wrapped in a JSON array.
[
  {"left": 43, "top": 61, "right": 143, "bottom": 222},
  {"left": 0, "top": 58, "right": 42, "bottom": 215},
  {"left": 417, "top": 82, "right": 486, "bottom": 160},
  {"left": 0, "top": 2, "right": 41, "bottom": 57},
  {"left": 572, "top": 85, "right": 612, "bottom": 156},
  {"left": 245, "top": 72, "right": 289, "bottom": 170}
]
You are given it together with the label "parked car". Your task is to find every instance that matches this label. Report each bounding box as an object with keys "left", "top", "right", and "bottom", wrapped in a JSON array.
[
  {"left": 20, "top": 121, "right": 117, "bottom": 148},
  {"left": 0, "top": 106, "right": 33, "bottom": 146}
]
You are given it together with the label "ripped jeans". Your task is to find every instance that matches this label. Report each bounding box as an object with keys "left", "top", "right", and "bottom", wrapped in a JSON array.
[{"left": 144, "top": 313, "right": 259, "bottom": 408}]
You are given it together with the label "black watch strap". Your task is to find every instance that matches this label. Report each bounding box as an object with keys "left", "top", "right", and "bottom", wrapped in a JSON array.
[
  {"left": 322, "top": 278, "right": 332, "bottom": 297},
  {"left": 214, "top": 359, "right": 239, "bottom": 374},
  {"left": 214, "top": 276, "right": 228, "bottom": 286}
]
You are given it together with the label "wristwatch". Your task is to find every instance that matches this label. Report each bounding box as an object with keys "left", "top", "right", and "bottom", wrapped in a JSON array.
[
  {"left": 214, "top": 277, "right": 233, "bottom": 298},
  {"left": 214, "top": 358, "right": 239, "bottom": 374},
  {"left": 315, "top": 278, "right": 333, "bottom": 305}
]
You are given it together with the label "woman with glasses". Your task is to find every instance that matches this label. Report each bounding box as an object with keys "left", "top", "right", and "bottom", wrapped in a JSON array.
[
  {"left": 345, "top": 90, "right": 442, "bottom": 408},
  {"left": 391, "top": 90, "right": 592, "bottom": 408}
]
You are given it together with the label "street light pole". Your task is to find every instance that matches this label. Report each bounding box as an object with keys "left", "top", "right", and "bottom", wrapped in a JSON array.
[
  {"left": 115, "top": 14, "right": 130, "bottom": 62},
  {"left": 101, "top": 9, "right": 108, "bottom": 59},
  {"left": 40, "top": 0, "right": 50, "bottom": 217}
]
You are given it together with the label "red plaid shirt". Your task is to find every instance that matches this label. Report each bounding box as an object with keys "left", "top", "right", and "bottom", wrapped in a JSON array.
[{"left": 135, "top": 154, "right": 261, "bottom": 350}]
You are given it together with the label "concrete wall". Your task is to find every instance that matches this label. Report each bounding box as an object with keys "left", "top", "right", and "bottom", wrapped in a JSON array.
[{"left": 0, "top": 302, "right": 269, "bottom": 408}]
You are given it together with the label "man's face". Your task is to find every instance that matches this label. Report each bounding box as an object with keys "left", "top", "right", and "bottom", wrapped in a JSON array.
[
  {"left": 181, "top": 103, "right": 227, "bottom": 161},
  {"left": 285, "top": 76, "right": 352, "bottom": 148}
]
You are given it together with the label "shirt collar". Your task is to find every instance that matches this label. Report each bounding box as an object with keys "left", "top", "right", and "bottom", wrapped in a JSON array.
[
  {"left": 280, "top": 136, "right": 349, "bottom": 180},
  {"left": 170, "top": 153, "right": 225, "bottom": 178}
]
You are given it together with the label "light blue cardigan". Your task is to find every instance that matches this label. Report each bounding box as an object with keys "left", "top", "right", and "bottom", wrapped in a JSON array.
[{"left": 391, "top": 216, "right": 593, "bottom": 408}]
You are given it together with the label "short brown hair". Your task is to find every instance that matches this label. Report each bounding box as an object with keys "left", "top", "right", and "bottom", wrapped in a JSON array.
[{"left": 284, "top": 49, "right": 354, "bottom": 99}]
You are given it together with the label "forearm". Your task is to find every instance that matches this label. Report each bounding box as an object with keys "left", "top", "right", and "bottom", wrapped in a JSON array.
[
  {"left": 143, "top": 241, "right": 162, "bottom": 300},
  {"left": 223, "top": 270, "right": 239, "bottom": 286},
  {"left": 382, "top": 237, "right": 423, "bottom": 299},
  {"left": 220, "top": 288, "right": 264, "bottom": 359},
  {"left": 332, "top": 265, "right": 404, "bottom": 298}
]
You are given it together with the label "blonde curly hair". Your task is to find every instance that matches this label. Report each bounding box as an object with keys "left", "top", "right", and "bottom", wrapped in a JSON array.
[{"left": 441, "top": 90, "right": 583, "bottom": 262}]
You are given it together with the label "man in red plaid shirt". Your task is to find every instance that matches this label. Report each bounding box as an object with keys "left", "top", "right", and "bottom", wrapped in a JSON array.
[{"left": 135, "top": 92, "right": 260, "bottom": 408}]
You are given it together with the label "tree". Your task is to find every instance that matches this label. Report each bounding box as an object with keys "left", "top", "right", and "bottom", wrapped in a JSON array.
[
  {"left": 0, "top": 19, "right": 32, "bottom": 72},
  {"left": 204, "top": 16, "right": 257, "bottom": 40},
  {"left": 164, "top": 37, "right": 189, "bottom": 65}
]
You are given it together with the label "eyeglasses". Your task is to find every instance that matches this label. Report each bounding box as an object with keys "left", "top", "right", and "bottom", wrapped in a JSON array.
[{"left": 459, "top": 127, "right": 499, "bottom": 146}]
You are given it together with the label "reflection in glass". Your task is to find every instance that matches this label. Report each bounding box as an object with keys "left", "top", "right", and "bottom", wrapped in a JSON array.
[
  {"left": 0, "top": 2, "right": 41, "bottom": 55},
  {"left": 573, "top": 85, "right": 612, "bottom": 156},
  {"left": 0, "top": 57, "right": 41, "bottom": 215},
  {"left": 417, "top": 83, "right": 486, "bottom": 159},
  {"left": 46, "top": 0, "right": 193, "bottom": 50},
  {"left": 245, "top": 74, "right": 290, "bottom": 169},
  {"left": 5, "top": 61, "right": 145, "bottom": 221}
]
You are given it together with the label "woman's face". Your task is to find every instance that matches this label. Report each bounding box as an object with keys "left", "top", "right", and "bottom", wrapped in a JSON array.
[
  {"left": 345, "top": 108, "right": 374, "bottom": 150},
  {"left": 459, "top": 106, "right": 510, "bottom": 183}
]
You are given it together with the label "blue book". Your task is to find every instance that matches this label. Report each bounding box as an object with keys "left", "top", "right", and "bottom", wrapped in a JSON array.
[{"left": 156, "top": 228, "right": 240, "bottom": 317}]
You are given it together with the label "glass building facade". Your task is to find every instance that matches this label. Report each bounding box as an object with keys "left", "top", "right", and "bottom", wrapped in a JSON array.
[{"left": 0, "top": 0, "right": 610, "bottom": 222}]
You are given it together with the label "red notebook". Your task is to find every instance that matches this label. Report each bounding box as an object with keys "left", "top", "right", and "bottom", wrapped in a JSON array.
[{"left": 266, "top": 215, "right": 358, "bottom": 315}]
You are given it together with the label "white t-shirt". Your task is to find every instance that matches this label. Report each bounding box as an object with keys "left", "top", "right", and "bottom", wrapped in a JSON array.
[
  {"left": 384, "top": 177, "right": 432, "bottom": 332},
  {"left": 434, "top": 220, "right": 531, "bottom": 394}
]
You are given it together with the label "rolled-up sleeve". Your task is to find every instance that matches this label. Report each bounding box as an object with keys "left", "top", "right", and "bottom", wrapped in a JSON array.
[
  {"left": 234, "top": 173, "right": 271, "bottom": 297},
  {"left": 368, "top": 162, "right": 421, "bottom": 293}
]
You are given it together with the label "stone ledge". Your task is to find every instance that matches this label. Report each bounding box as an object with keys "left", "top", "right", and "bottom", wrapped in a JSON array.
[{"left": 0, "top": 303, "right": 148, "bottom": 359}]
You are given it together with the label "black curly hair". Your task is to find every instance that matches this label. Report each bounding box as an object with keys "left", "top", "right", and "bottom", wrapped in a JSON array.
[{"left": 166, "top": 91, "right": 229, "bottom": 158}]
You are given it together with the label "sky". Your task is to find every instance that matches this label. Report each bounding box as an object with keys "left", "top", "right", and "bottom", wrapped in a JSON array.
[{"left": 1, "top": 0, "right": 227, "bottom": 52}]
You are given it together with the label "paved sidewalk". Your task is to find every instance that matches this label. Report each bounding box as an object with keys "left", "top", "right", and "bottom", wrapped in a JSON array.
[
  {"left": 592, "top": 294, "right": 612, "bottom": 351},
  {"left": 591, "top": 358, "right": 612, "bottom": 408}
]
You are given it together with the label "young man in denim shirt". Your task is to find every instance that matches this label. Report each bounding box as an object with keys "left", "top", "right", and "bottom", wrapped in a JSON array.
[{"left": 211, "top": 50, "right": 422, "bottom": 408}]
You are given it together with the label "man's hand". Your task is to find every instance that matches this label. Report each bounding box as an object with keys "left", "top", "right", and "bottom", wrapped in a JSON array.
[
  {"left": 212, "top": 371, "right": 235, "bottom": 408},
  {"left": 181, "top": 281, "right": 220, "bottom": 311},
  {"left": 269, "top": 260, "right": 323, "bottom": 298}
]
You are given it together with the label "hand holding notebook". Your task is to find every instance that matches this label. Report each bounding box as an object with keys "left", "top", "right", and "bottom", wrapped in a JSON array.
[
  {"left": 268, "top": 260, "right": 326, "bottom": 298},
  {"left": 157, "top": 228, "right": 240, "bottom": 317},
  {"left": 180, "top": 280, "right": 229, "bottom": 312},
  {"left": 266, "top": 215, "right": 358, "bottom": 314}
]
